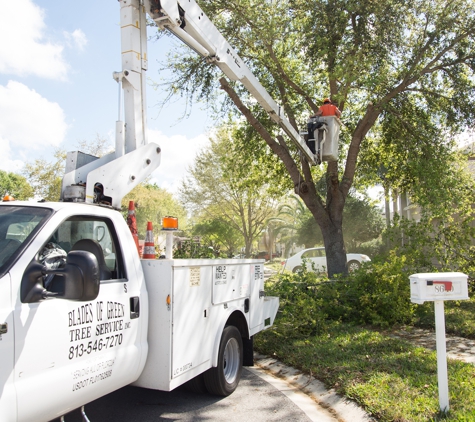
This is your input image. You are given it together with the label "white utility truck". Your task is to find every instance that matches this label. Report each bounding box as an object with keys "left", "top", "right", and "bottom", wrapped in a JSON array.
[{"left": 0, "top": 0, "right": 333, "bottom": 420}]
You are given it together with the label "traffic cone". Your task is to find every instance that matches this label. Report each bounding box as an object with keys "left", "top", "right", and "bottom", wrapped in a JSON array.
[
  {"left": 142, "top": 221, "right": 156, "bottom": 259},
  {"left": 127, "top": 201, "right": 140, "bottom": 256}
]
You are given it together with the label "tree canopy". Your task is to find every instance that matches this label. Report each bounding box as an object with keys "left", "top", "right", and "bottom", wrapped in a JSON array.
[
  {"left": 156, "top": 0, "right": 475, "bottom": 275},
  {"left": 0, "top": 170, "right": 34, "bottom": 200},
  {"left": 123, "top": 183, "right": 188, "bottom": 239},
  {"left": 179, "top": 124, "right": 279, "bottom": 257},
  {"left": 22, "top": 150, "right": 66, "bottom": 202},
  {"left": 192, "top": 218, "right": 243, "bottom": 257}
]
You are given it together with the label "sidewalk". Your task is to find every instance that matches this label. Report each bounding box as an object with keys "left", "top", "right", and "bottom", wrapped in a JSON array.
[{"left": 382, "top": 326, "right": 475, "bottom": 364}]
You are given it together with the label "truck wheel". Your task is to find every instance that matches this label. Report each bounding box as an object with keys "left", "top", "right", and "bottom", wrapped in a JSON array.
[
  {"left": 204, "top": 325, "right": 243, "bottom": 396},
  {"left": 292, "top": 266, "right": 302, "bottom": 273},
  {"left": 348, "top": 260, "right": 360, "bottom": 272}
]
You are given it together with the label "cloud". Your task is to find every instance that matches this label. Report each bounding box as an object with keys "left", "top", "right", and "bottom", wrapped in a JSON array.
[
  {"left": 148, "top": 130, "right": 210, "bottom": 193},
  {"left": 64, "top": 29, "right": 87, "bottom": 51},
  {"left": 0, "top": 80, "right": 68, "bottom": 150},
  {"left": 0, "top": 0, "right": 68, "bottom": 80},
  {"left": 0, "top": 137, "right": 25, "bottom": 173}
]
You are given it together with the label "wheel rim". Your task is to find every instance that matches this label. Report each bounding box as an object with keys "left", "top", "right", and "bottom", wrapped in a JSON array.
[
  {"left": 348, "top": 262, "right": 360, "bottom": 272},
  {"left": 223, "top": 337, "right": 240, "bottom": 384}
]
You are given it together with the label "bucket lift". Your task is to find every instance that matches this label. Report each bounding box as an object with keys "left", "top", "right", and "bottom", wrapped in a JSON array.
[
  {"left": 149, "top": 0, "right": 344, "bottom": 166},
  {"left": 301, "top": 116, "right": 341, "bottom": 164}
]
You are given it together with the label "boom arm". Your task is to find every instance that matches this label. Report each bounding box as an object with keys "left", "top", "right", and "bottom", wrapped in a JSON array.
[
  {"left": 61, "top": 0, "right": 318, "bottom": 209},
  {"left": 146, "top": 0, "right": 317, "bottom": 164}
]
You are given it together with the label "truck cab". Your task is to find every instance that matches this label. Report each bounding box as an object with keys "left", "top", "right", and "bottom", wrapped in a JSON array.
[{"left": 0, "top": 202, "right": 148, "bottom": 422}]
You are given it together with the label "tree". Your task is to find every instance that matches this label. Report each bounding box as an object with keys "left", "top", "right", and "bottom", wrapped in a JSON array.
[
  {"left": 0, "top": 170, "right": 34, "bottom": 200},
  {"left": 22, "top": 149, "right": 66, "bottom": 201},
  {"left": 179, "top": 125, "right": 279, "bottom": 257},
  {"left": 383, "top": 148, "right": 475, "bottom": 275},
  {"left": 268, "top": 195, "right": 308, "bottom": 257},
  {"left": 156, "top": 0, "right": 475, "bottom": 276},
  {"left": 122, "top": 183, "right": 188, "bottom": 238},
  {"left": 192, "top": 218, "right": 243, "bottom": 257}
]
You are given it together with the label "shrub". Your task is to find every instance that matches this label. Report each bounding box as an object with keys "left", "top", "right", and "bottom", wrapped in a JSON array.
[
  {"left": 267, "top": 251, "right": 421, "bottom": 335},
  {"left": 349, "top": 237, "right": 386, "bottom": 258},
  {"left": 324, "top": 252, "right": 417, "bottom": 327},
  {"left": 265, "top": 265, "right": 329, "bottom": 338},
  {"left": 173, "top": 239, "right": 223, "bottom": 258}
]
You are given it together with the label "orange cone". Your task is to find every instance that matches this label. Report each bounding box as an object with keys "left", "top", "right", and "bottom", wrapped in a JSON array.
[
  {"left": 127, "top": 201, "right": 140, "bottom": 255},
  {"left": 142, "top": 221, "right": 156, "bottom": 259}
]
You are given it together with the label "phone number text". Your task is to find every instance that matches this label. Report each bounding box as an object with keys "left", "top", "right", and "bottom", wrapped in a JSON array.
[{"left": 68, "top": 334, "right": 123, "bottom": 360}]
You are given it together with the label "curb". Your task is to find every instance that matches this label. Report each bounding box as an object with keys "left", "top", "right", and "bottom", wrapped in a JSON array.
[{"left": 254, "top": 353, "right": 375, "bottom": 422}]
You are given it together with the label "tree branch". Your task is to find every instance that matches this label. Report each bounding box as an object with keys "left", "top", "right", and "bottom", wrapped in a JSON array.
[
  {"left": 266, "top": 43, "right": 319, "bottom": 113},
  {"left": 219, "top": 77, "right": 302, "bottom": 184}
]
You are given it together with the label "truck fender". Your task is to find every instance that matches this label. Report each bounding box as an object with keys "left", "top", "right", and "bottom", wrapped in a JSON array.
[{"left": 211, "top": 307, "right": 249, "bottom": 367}]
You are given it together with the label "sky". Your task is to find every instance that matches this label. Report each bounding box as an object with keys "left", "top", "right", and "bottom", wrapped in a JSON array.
[{"left": 0, "top": 0, "right": 215, "bottom": 193}]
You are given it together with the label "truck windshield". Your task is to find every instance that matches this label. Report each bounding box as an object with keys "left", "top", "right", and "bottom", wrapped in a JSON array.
[{"left": 0, "top": 205, "right": 52, "bottom": 274}]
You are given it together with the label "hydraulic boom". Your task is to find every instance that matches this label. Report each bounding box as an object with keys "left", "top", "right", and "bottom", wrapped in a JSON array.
[
  {"left": 61, "top": 0, "right": 321, "bottom": 210},
  {"left": 147, "top": 0, "right": 317, "bottom": 164}
]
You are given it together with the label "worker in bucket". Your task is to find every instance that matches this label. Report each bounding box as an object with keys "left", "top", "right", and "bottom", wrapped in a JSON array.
[
  {"left": 314, "top": 98, "right": 341, "bottom": 118},
  {"left": 306, "top": 98, "right": 341, "bottom": 153}
]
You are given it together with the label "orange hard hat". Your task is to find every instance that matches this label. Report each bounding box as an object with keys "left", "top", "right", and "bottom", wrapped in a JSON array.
[{"left": 323, "top": 98, "right": 331, "bottom": 103}]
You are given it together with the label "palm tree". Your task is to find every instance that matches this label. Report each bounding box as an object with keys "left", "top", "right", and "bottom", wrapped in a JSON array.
[{"left": 268, "top": 195, "right": 307, "bottom": 258}]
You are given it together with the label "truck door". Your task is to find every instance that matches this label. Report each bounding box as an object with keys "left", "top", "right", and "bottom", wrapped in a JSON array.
[
  {"left": 12, "top": 213, "right": 145, "bottom": 422},
  {"left": 0, "top": 272, "right": 15, "bottom": 421}
]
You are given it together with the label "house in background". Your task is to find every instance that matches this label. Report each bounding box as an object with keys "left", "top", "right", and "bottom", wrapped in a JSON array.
[
  {"left": 386, "top": 191, "right": 422, "bottom": 224},
  {"left": 384, "top": 142, "right": 475, "bottom": 226}
]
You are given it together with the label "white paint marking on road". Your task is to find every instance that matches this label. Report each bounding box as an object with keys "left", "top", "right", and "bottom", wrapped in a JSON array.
[{"left": 251, "top": 355, "right": 375, "bottom": 422}]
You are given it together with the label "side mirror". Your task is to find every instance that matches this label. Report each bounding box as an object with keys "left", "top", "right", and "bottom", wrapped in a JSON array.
[{"left": 21, "top": 251, "right": 100, "bottom": 303}]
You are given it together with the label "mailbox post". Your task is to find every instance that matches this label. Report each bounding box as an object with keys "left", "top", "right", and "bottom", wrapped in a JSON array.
[{"left": 409, "top": 272, "right": 469, "bottom": 412}]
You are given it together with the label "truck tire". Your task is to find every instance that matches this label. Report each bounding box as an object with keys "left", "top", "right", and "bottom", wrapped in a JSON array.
[
  {"left": 204, "top": 325, "right": 243, "bottom": 396},
  {"left": 292, "top": 266, "right": 302, "bottom": 273}
]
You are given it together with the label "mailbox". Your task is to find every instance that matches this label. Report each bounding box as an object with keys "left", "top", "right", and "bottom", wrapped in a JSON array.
[
  {"left": 410, "top": 272, "right": 469, "bottom": 304},
  {"left": 409, "top": 271, "right": 469, "bottom": 412}
]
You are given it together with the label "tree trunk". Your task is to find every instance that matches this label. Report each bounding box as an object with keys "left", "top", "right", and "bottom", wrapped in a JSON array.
[
  {"left": 320, "top": 220, "right": 347, "bottom": 276},
  {"left": 300, "top": 183, "right": 348, "bottom": 277},
  {"left": 244, "top": 240, "right": 252, "bottom": 258},
  {"left": 384, "top": 185, "right": 391, "bottom": 228}
]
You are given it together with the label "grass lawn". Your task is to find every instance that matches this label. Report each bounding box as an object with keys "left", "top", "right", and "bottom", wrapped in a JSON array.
[
  {"left": 417, "top": 299, "right": 475, "bottom": 339},
  {"left": 255, "top": 300, "right": 475, "bottom": 421}
]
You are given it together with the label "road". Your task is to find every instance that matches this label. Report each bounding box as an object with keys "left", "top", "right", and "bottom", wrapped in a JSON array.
[{"left": 54, "top": 367, "right": 336, "bottom": 422}]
